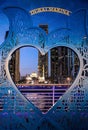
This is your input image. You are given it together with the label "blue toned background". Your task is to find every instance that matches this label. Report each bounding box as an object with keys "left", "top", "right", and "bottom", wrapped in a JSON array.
[{"left": 0, "top": 0, "right": 88, "bottom": 76}]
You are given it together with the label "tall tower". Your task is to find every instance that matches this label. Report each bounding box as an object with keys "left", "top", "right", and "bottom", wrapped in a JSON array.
[
  {"left": 5, "top": 31, "right": 20, "bottom": 83},
  {"left": 9, "top": 50, "right": 20, "bottom": 83},
  {"left": 51, "top": 46, "right": 79, "bottom": 84},
  {"left": 51, "top": 47, "right": 68, "bottom": 83},
  {"left": 38, "top": 25, "right": 48, "bottom": 80}
]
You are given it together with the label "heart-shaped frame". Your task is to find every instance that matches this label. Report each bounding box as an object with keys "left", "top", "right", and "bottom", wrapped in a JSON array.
[
  {"left": 0, "top": 6, "right": 88, "bottom": 129},
  {"left": 5, "top": 43, "right": 82, "bottom": 110}
]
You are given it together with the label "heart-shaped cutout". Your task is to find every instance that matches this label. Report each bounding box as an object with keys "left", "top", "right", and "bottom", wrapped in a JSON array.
[{"left": 8, "top": 46, "right": 79, "bottom": 113}]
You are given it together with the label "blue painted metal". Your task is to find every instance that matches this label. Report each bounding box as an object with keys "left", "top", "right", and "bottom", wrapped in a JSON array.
[{"left": 0, "top": 6, "right": 88, "bottom": 130}]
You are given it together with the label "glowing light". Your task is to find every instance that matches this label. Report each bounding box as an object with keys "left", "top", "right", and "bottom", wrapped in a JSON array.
[{"left": 30, "top": 7, "right": 72, "bottom": 16}]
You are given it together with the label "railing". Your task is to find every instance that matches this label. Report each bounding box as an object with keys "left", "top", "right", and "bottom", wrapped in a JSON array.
[{"left": 17, "top": 84, "right": 69, "bottom": 113}]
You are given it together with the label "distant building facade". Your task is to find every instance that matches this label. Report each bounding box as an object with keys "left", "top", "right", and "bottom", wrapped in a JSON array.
[
  {"left": 38, "top": 25, "right": 48, "bottom": 80},
  {"left": 51, "top": 47, "right": 79, "bottom": 84},
  {"left": 5, "top": 31, "right": 20, "bottom": 83},
  {"left": 9, "top": 50, "right": 20, "bottom": 83}
]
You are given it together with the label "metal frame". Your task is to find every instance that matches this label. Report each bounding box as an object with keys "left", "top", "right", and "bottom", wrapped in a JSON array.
[{"left": 0, "top": 6, "right": 88, "bottom": 130}]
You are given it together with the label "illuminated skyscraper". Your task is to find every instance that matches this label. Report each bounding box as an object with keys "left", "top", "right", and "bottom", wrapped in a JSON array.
[
  {"left": 38, "top": 25, "right": 48, "bottom": 80},
  {"left": 51, "top": 47, "right": 67, "bottom": 83}
]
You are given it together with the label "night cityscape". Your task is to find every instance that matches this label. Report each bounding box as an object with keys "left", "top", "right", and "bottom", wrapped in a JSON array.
[
  {"left": 0, "top": 0, "right": 88, "bottom": 130},
  {"left": 9, "top": 35, "right": 79, "bottom": 85},
  {"left": 8, "top": 24, "right": 79, "bottom": 113}
]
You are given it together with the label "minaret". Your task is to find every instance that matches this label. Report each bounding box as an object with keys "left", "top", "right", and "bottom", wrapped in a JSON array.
[{"left": 42, "top": 65, "right": 45, "bottom": 81}]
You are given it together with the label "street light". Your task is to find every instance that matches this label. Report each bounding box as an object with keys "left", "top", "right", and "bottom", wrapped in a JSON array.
[{"left": 66, "top": 77, "right": 71, "bottom": 86}]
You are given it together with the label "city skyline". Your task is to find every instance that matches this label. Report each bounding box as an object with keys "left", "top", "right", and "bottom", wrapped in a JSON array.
[
  {"left": 9, "top": 45, "right": 79, "bottom": 85},
  {"left": 0, "top": 0, "right": 88, "bottom": 76}
]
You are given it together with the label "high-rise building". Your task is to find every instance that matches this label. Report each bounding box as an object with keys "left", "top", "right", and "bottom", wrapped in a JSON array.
[
  {"left": 5, "top": 31, "right": 20, "bottom": 83},
  {"left": 9, "top": 50, "right": 20, "bottom": 83},
  {"left": 38, "top": 25, "right": 48, "bottom": 80},
  {"left": 51, "top": 47, "right": 79, "bottom": 84}
]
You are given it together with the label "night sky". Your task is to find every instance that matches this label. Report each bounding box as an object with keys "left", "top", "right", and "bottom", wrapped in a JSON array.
[{"left": 0, "top": 0, "right": 88, "bottom": 76}]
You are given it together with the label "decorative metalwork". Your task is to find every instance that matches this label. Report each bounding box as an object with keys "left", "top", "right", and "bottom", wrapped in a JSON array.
[
  {"left": 30, "top": 7, "right": 72, "bottom": 16},
  {"left": 0, "top": 6, "right": 88, "bottom": 130}
]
